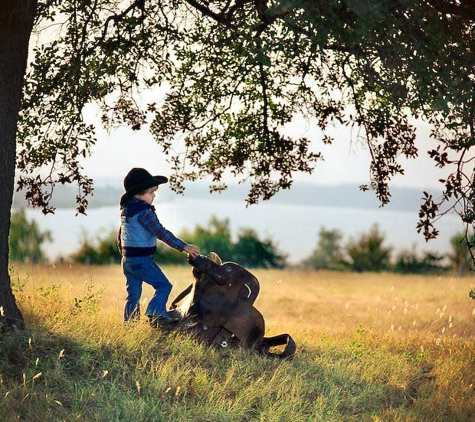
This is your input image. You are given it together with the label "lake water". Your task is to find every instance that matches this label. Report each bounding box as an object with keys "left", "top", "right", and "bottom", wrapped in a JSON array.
[{"left": 24, "top": 198, "right": 461, "bottom": 264}]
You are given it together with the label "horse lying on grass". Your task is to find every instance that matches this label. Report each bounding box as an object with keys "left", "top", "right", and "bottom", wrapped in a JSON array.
[{"left": 168, "top": 252, "right": 296, "bottom": 359}]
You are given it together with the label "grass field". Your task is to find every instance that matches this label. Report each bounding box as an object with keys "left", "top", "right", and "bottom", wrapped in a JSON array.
[{"left": 1, "top": 263, "right": 475, "bottom": 421}]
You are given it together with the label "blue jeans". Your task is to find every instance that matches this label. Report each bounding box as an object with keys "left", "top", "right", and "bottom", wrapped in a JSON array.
[{"left": 122, "top": 255, "right": 172, "bottom": 321}]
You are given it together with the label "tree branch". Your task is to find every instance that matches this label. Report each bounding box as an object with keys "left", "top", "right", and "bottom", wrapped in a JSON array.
[
  {"left": 183, "top": 0, "right": 234, "bottom": 27},
  {"left": 225, "top": 0, "right": 251, "bottom": 21},
  {"left": 84, "top": 0, "right": 145, "bottom": 56},
  {"left": 258, "top": 60, "right": 270, "bottom": 144}
]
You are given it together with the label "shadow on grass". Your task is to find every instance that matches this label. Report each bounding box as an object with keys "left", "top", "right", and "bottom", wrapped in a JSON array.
[
  {"left": 0, "top": 320, "right": 160, "bottom": 421},
  {"left": 0, "top": 316, "right": 446, "bottom": 422}
]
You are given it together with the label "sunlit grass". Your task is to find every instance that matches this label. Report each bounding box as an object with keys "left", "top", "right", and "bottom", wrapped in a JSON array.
[{"left": 2, "top": 263, "right": 475, "bottom": 421}]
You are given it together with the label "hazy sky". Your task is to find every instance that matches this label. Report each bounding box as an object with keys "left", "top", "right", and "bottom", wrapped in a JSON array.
[
  {"left": 81, "top": 110, "right": 446, "bottom": 191},
  {"left": 30, "top": 108, "right": 459, "bottom": 264}
]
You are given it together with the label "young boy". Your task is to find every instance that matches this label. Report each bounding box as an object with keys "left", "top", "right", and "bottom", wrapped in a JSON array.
[{"left": 118, "top": 167, "right": 200, "bottom": 327}]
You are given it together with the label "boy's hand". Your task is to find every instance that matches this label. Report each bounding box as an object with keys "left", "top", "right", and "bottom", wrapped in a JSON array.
[{"left": 184, "top": 244, "right": 200, "bottom": 259}]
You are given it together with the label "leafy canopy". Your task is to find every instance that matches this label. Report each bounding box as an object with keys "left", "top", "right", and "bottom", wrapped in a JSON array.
[{"left": 19, "top": 1, "right": 475, "bottom": 244}]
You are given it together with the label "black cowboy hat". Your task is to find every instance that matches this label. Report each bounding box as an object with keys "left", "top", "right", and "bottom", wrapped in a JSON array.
[{"left": 120, "top": 167, "right": 168, "bottom": 206}]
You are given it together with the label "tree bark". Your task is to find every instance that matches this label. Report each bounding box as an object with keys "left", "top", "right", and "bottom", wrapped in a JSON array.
[{"left": 0, "top": 0, "right": 37, "bottom": 331}]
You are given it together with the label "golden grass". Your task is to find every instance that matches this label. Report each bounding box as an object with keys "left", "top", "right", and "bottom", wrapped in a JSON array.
[
  {"left": 12, "top": 262, "right": 474, "bottom": 339},
  {"left": 3, "top": 263, "right": 475, "bottom": 421}
]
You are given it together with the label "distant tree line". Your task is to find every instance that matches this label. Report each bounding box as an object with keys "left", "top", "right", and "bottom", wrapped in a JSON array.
[
  {"left": 66, "top": 216, "right": 286, "bottom": 269},
  {"left": 302, "top": 224, "right": 473, "bottom": 276},
  {"left": 9, "top": 209, "right": 51, "bottom": 264},
  {"left": 9, "top": 210, "right": 473, "bottom": 274}
]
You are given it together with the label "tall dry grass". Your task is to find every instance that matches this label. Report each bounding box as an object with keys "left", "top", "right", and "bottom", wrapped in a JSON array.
[
  {"left": 1, "top": 263, "right": 475, "bottom": 421},
  {"left": 11, "top": 263, "right": 475, "bottom": 337}
]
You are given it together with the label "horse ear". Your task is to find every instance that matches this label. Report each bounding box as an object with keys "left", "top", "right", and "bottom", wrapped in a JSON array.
[{"left": 207, "top": 252, "right": 222, "bottom": 265}]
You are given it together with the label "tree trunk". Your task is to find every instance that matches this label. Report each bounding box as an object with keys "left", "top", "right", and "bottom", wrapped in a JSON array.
[{"left": 0, "top": 1, "right": 37, "bottom": 331}]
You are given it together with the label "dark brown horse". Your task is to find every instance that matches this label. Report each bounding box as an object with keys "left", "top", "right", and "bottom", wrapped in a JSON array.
[{"left": 170, "top": 252, "right": 296, "bottom": 359}]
